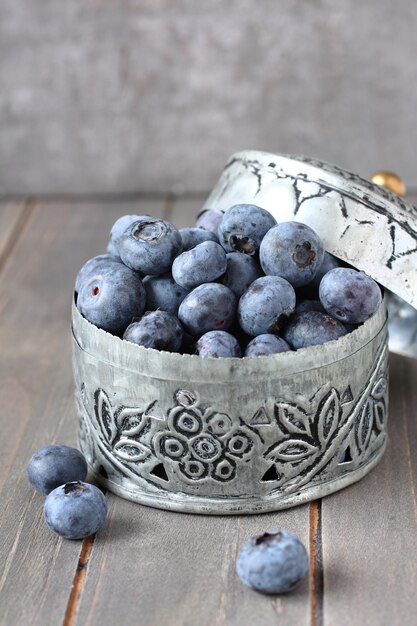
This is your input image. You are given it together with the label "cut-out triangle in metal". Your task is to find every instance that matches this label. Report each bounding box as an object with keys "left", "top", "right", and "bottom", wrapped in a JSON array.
[
  {"left": 250, "top": 407, "right": 271, "bottom": 425},
  {"left": 341, "top": 386, "right": 354, "bottom": 405}
]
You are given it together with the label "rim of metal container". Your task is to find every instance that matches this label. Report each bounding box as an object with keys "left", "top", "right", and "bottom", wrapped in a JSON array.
[
  {"left": 72, "top": 296, "right": 387, "bottom": 382},
  {"left": 203, "top": 150, "right": 417, "bottom": 310}
]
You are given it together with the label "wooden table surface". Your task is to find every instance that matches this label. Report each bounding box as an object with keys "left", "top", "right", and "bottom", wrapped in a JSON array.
[{"left": 1, "top": 197, "right": 417, "bottom": 626}]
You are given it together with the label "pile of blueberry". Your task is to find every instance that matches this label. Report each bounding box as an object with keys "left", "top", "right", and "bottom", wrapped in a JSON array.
[
  {"left": 75, "top": 204, "right": 382, "bottom": 357},
  {"left": 27, "top": 445, "right": 107, "bottom": 540}
]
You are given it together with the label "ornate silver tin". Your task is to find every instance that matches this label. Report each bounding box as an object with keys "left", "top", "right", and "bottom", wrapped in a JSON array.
[{"left": 72, "top": 151, "right": 417, "bottom": 514}]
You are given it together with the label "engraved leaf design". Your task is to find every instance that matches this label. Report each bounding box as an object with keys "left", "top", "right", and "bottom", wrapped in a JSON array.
[
  {"left": 269, "top": 439, "right": 319, "bottom": 462},
  {"left": 374, "top": 400, "right": 386, "bottom": 430},
  {"left": 371, "top": 377, "right": 387, "bottom": 400},
  {"left": 94, "top": 389, "right": 117, "bottom": 445},
  {"left": 115, "top": 407, "right": 145, "bottom": 437},
  {"left": 355, "top": 397, "right": 373, "bottom": 450},
  {"left": 317, "top": 389, "right": 340, "bottom": 444},
  {"left": 113, "top": 438, "right": 149, "bottom": 463},
  {"left": 275, "top": 402, "right": 312, "bottom": 437}
]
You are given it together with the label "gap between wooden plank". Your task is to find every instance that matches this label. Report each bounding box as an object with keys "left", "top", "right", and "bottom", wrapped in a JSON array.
[
  {"left": 0, "top": 198, "right": 36, "bottom": 274},
  {"left": 62, "top": 534, "right": 96, "bottom": 626},
  {"left": 309, "top": 500, "right": 324, "bottom": 626}
]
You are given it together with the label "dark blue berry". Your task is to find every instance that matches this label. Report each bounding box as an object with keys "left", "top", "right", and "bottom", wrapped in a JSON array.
[
  {"left": 244, "top": 334, "right": 291, "bottom": 357},
  {"left": 44, "top": 482, "right": 107, "bottom": 540},
  {"left": 218, "top": 204, "right": 276, "bottom": 255},
  {"left": 319, "top": 267, "right": 382, "bottom": 324},
  {"left": 178, "top": 283, "right": 237, "bottom": 337},
  {"left": 295, "top": 299, "right": 325, "bottom": 315},
  {"left": 196, "top": 330, "right": 241, "bottom": 358},
  {"left": 260, "top": 221, "right": 325, "bottom": 287},
  {"left": 27, "top": 445, "right": 88, "bottom": 495},
  {"left": 143, "top": 274, "right": 188, "bottom": 316},
  {"left": 283, "top": 310, "right": 347, "bottom": 349},
  {"left": 107, "top": 214, "right": 143, "bottom": 256},
  {"left": 77, "top": 264, "right": 146, "bottom": 335},
  {"left": 179, "top": 227, "right": 219, "bottom": 250},
  {"left": 221, "top": 252, "right": 263, "bottom": 297},
  {"left": 118, "top": 217, "right": 183, "bottom": 275},
  {"left": 195, "top": 209, "right": 223, "bottom": 234},
  {"left": 123, "top": 310, "right": 183, "bottom": 352},
  {"left": 238, "top": 276, "right": 296, "bottom": 336},
  {"left": 172, "top": 241, "right": 227, "bottom": 290},
  {"left": 75, "top": 254, "right": 123, "bottom": 294},
  {"left": 236, "top": 531, "right": 309, "bottom": 594}
]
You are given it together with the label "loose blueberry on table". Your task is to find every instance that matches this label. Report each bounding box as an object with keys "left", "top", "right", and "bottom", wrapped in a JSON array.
[
  {"left": 44, "top": 481, "right": 108, "bottom": 540},
  {"left": 27, "top": 444, "right": 88, "bottom": 494},
  {"left": 75, "top": 205, "right": 383, "bottom": 356},
  {"left": 236, "top": 530, "right": 309, "bottom": 594}
]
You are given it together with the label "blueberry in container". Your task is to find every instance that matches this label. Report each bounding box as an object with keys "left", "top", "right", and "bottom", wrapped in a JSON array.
[{"left": 72, "top": 151, "right": 417, "bottom": 514}]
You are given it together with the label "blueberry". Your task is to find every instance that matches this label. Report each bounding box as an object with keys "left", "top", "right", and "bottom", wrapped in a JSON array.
[
  {"left": 179, "top": 227, "right": 219, "bottom": 251},
  {"left": 236, "top": 531, "right": 309, "bottom": 594},
  {"left": 172, "top": 241, "right": 227, "bottom": 290},
  {"left": 27, "top": 445, "right": 88, "bottom": 495},
  {"left": 244, "top": 334, "right": 291, "bottom": 357},
  {"left": 44, "top": 482, "right": 107, "bottom": 540},
  {"left": 195, "top": 208, "right": 223, "bottom": 234},
  {"left": 143, "top": 273, "right": 188, "bottom": 316},
  {"left": 196, "top": 330, "right": 241, "bottom": 358},
  {"left": 178, "top": 283, "right": 237, "bottom": 337},
  {"left": 107, "top": 214, "right": 144, "bottom": 256},
  {"left": 218, "top": 204, "right": 277, "bottom": 255},
  {"left": 123, "top": 310, "right": 183, "bottom": 352},
  {"left": 319, "top": 267, "right": 382, "bottom": 324},
  {"left": 75, "top": 254, "right": 123, "bottom": 294},
  {"left": 77, "top": 264, "right": 146, "bottom": 335},
  {"left": 282, "top": 310, "right": 347, "bottom": 349},
  {"left": 221, "top": 252, "right": 263, "bottom": 297},
  {"left": 260, "top": 222, "right": 325, "bottom": 287},
  {"left": 238, "top": 276, "right": 296, "bottom": 336},
  {"left": 294, "top": 299, "right": 325, "bottom": 315},
  {"left": 118, "top": 217, "right": 183, "bottom": 275}
]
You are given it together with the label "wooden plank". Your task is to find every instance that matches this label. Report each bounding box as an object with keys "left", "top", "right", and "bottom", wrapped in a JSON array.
[
  {"left": 0, "top": 200, "right": 27, "bottom": 267},
  {"left": 75, "top": 500, "right": 310, "bottom": 626},
  {"left": 0, "top": 200, "right": 166, "bottom": 626},
  {"left": 169, "top": 197, "right": 207, "bottom": 229},
  {"left": 321, "top": 353, "right": 417, "bottom": 626}
]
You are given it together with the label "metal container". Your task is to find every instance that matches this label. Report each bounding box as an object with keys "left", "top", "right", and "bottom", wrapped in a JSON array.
[{"left": 72, "top": 151, "right": 417, "bottom": 514}]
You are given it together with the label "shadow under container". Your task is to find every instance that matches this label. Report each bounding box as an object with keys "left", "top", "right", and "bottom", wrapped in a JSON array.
[{"left": 72, "top": 151, "right": 417, "bottom": 515}]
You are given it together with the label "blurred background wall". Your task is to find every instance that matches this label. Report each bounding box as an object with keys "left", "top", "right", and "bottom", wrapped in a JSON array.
[{"left": 1, "top": 0, "right": 416, "bottom": 196}]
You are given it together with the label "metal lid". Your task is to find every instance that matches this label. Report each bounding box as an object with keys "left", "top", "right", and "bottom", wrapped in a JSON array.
[{"left": 204, "top": 150, "right": 417, "bottom": 308}]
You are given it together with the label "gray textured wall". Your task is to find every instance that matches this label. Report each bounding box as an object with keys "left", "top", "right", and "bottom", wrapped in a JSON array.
[{"left": 1, "top": 1, "right": 416, "bottom": 195}]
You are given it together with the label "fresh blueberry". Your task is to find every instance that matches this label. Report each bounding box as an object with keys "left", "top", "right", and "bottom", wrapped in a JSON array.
[
  {"left": 282, "top": 310, "right": 347, "bottom": 349},
  {"left": 218, "top": 204, "right": 277, "bottom": 255},
  {"left": 179, "top": 227, "right": 219, "bottom": 251},
  {"left": 294, "top": 299, "right": 325, "bottom": 315},
  {"left": 77, "top": 264, "right": 146, "bottom": 335},
  {"left": 107, "top": 214, "right": 144, "bottom": 256},
  {"left": 319, "top": 267, "right": 382, "bottom": 324},
  {"left": 195, "top": 208, "right": 223, "bottom": 234},
  {"left": 27, "top": 445, "right": 88, "bottom": 495},
  {"left": 236, "top": 531, "right": 309, "bottom": 594},
  {"left": 260, "top": 221, "right": 325, "bottom": 287},
  {"left": 178, "top": 283, "right": 237, "bottom": 337},
  {"left": 123, "top": 310, "right": 183, "bottom": 352},
  {"left": 221, "top": 252, "right": 263, "bottom": 297},
  {"left": 118, "top": 217, "right": 183, "bottom": 275},
  {"left": 143, "top": 273, "right": 189, "bottom": 316},
  {"left": 44, "top": 482, "right": 107, "bottom": 540},
  {"left": 172, "top": 241, "right": 227, "bottom": 290},
  {"left": 75, "top": 254, "right": 123, "bottom": 294},
  {"left": 244, "top": 334, "right": 291, "bottom": 357},
  {"left": 238, "top": 276, "right": 296, "bottom": 336},
  {"left": 196, "top": 330, "right": 241, "bottom": 358}
]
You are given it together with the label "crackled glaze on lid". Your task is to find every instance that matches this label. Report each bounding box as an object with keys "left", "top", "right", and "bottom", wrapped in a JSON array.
[{"left": 204, "top": 151, "right": 417, "bottom": 308}]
